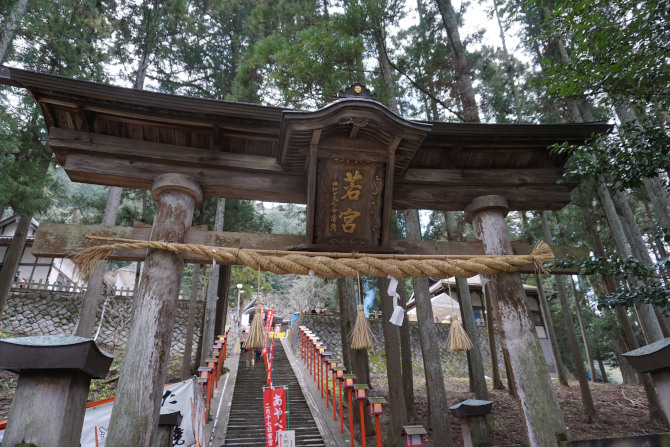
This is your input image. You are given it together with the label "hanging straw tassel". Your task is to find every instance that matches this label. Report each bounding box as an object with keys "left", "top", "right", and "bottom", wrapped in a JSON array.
[
  {"left": 349, "top": 273, "right": 373, "bottom": 350},
  {"left": 448, "top": 312, "right": 474, "bottom": 352},
  {"left": 350, "top": 304, "right": 373, "bottom": 350},
  {"left": 245, "top": 306, "right": 265, "bottom": 350}
]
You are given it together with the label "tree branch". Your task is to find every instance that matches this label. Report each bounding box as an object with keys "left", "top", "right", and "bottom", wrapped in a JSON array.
[{"left": 381, "top": 46, "right": 466, "bottom": 121}]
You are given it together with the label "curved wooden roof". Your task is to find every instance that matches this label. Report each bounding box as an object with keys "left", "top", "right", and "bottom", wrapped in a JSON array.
[{"left": 0, "top": 66, "right": 611, "bottom": 211}]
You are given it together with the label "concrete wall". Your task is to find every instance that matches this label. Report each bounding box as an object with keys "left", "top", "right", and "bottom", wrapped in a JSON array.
[
  {"left": 288, "top": 313, "right": 507, "bottom": 379},
  {"left": 1, "top": 289, "right": 204, "bottom": 355}
]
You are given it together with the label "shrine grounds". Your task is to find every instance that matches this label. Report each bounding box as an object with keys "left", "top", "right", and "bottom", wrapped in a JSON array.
[{"left": 0, "top": 329, "right": 668, "bottom": 446}]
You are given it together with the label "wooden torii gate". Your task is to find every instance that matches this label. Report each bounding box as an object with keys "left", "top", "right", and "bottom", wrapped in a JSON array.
[{"left": 1, "top": 68, "right": 609, "bottom": 446}]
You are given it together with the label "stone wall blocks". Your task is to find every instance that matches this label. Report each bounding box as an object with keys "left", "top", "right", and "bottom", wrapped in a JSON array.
[{"left": 3, "top": 292, "right": 204, "bottom": 355}]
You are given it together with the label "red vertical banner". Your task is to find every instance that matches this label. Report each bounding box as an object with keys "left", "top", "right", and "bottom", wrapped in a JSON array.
[
  {"left": 262, "top": 309, "right": 275, "bottom": 356},
  {"left": 266, "top": 338, "right": 275, "bottom": 386},
  {"left": 265, "top": 309, "right": 275, "bottom": 333},
  {"left": 263, "top": 386, "right": 287, "bottom": 447}
]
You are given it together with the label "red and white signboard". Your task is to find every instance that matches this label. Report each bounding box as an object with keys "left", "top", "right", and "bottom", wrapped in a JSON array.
[
  {"left": 277, "top": 430, "right": 296, "bottom": 447},
  {"left": 263, "top": 386, "right": 287, "bottom": 447}
]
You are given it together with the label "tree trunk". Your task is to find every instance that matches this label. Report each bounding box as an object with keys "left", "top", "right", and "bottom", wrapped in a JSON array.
[
  {"left": 181, "top": 265, "right": 201, "bottom": 379},
  {"left": 75, "top": 186, "right": 122, "bottom": 337},
  {"left": 483, "top": 287, "right": 505, "bottom": 390},
  {"left": 541, "top": 212, "right": 597, "bottom": 422},
  {"left": 0, "top": 214, "right": 32, "bottom": 317},
  {"left": 611, "top": 334, "right": 637, "bottom": 384},
  {"left": 554, "top": 212, "right": 598, "bottom": 383},
  {"left": 194, "top": 303, "right": 206, "bottom": 374},
  {"left": 591, "top": 221, "right": 665, "bottom": 416},
  {"left": 588, "top": 225, "right": 642, "bottom": 385},
  {"left": 611, "top": 191, "right": 670, "bottom": 337},
  {"left": 398, "top": 279, "right": 419, "bottom": 422},
  {"left": 597, "top": 359, "right": 609, "bottom": 383},
  {"left": 568, "top": 276, "right": 597, "bottom": 382},
  {"left": 201, "top": 198, "right": 226, "bottom": 364},
  {"left": 643, "top": 176, "right": 670, "bottom": 237},
  {"left": 106, "top": 174, "right": 200, "bottom": 447},
  {"left": 445, "top": 211, "right": 489, "bottom": 397},
  {"left": 455, "top": 277, "right": 489, "bottom": 400},
  {"left": 492, "top": 0, "right": 522, "bottom": 122},
  {"left": 373, "top": 34, "right": 399, "bottom": 113},
  {"left": 338, "top": 278, "right": 352, "bottom": 372},
  {"left": 613, "top": 103, "right": 670, "bottom": 235},
  {"left": 0, "top": 0, "right": 29, "bottom": 63},
  {"left": 534, "top": 273, "right": 571, "bottom": 386},
  {"left": 379, "top": 277, "right": 408, "bottom": 447},
  {"left": 597, "top": 180, "right": 664, "bottom": 342},
  {"left": 214, "top": 265, "right": 231, "bottom": 339},
  {"left": 468, "top": 197, "right": 567, "bottom": 445},
  {"left": 445, "top": 211, "right": 489, "bottom": 399},
  {"left": 434, "top": 0, "right": 480, "bottom": 122},
  {"left": 654, "top": 306, "right": 670, "bottom": 337},
  {"left": 404, "top": 209, "right": 453, "bottom": 447}
]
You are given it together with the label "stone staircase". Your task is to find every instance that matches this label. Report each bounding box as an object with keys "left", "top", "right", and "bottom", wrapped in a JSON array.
[{"left": 224, "top": 342, "right": 326, "bottom": 446}]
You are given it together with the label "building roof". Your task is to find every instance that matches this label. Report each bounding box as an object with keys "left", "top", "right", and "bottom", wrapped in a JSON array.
[{"left": 0, "top": 66, "right": 612, "bottom": 212}]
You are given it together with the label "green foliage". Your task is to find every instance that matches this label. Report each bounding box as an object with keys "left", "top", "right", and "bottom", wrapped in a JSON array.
[
  {"left": 552, "top": 254, "right": 670, "bottom": 311},
  {"left": 233, "top": 0, "right": 366, "bottom": 107},
  {"left": 259, "top": 203, "right": 306, "bottom": 235},
  {"left": 0, "top": 100, "right": 61, "bottom": 216},
  {"left": 223, "top": 200, "right": 272, "bottom": 233},
  {"left": 552, "top": 255, "right": 657, "bottom": 280},
  {"left": 598, "top": 282, "right": 670, "bottom": 312},
  {"left": 113, "top": 0, "right": 191, "bottom": 87},
  {"left": 554, "top": 118, "right": 670, "bottom": 190},
  {"left": 541, "top": 0, "right": 669, "bottom": 108},
  {"left": 15, "top": 0, "right": 114, "bottom": 79}
]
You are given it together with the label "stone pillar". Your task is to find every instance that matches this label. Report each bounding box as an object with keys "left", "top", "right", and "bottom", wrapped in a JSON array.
[
  {"left": 106, "top": 174, "right": 202, "bottom": 447},
  {"left": 449, "top": 399, "right": 493, "bottom": 447},
  {"left": 623, "top": 337, "right": 670, "bottom": 423},
  {"left": 157, "top": 411, "right": 183, "bottom": 447},
  {"left": 465, "top": 195, "right": 566, "bottom": 446},
  {"left": 0, "top": 336, "right": 113, "bottom": 447}
]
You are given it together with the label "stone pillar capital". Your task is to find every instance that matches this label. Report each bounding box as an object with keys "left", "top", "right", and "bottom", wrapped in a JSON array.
[
  {"left": 464, "top": 195, "right": 509, "bottom": 223},
  {"left": 151, "top": 173, "right": 203, "bottom": 207}
]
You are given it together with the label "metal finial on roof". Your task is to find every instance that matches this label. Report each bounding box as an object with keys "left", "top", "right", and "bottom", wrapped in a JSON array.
[{"left": 337, "top": 83, "right": 377, "bottom": 101}]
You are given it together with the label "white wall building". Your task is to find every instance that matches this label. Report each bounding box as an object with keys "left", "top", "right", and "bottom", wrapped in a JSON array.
[{"left": 0, "top": 215, "right": 86, "bottom": 288}]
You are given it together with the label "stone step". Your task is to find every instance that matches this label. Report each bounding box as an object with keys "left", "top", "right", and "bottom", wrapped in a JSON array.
[{"left": 224, "top": 342, "right": 326, "bottom": 446}]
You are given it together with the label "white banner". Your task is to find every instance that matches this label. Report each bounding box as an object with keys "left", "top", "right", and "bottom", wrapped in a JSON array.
[{"left": 0, "top": 379, "right": 206, "bottom": 447}]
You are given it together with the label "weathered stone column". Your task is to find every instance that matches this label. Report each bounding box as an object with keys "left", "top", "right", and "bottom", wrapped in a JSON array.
[
  {"left": 106, "top": 174, "right": 202, "bottom": 447},
  {"left": 0, "top": 336, "right": 113, "bottom": 447},
  {"left": 623, "top": 338, "right": 670, "bottom": 423},
  {"left": 465, "top": 195, "right": 566, "bottom": 446}
]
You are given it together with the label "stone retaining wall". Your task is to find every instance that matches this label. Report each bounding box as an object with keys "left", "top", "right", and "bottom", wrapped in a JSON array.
[
  {"left": 288, "top": 313, "right": 506, "bottom": 379},
  {"left": 1, "top": 290, "right": 204, "bottom": 355}
]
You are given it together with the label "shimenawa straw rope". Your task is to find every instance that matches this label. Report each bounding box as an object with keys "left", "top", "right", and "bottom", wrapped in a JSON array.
[{"left": 72, "top": 237, "right": 554, "bottom": 280}]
